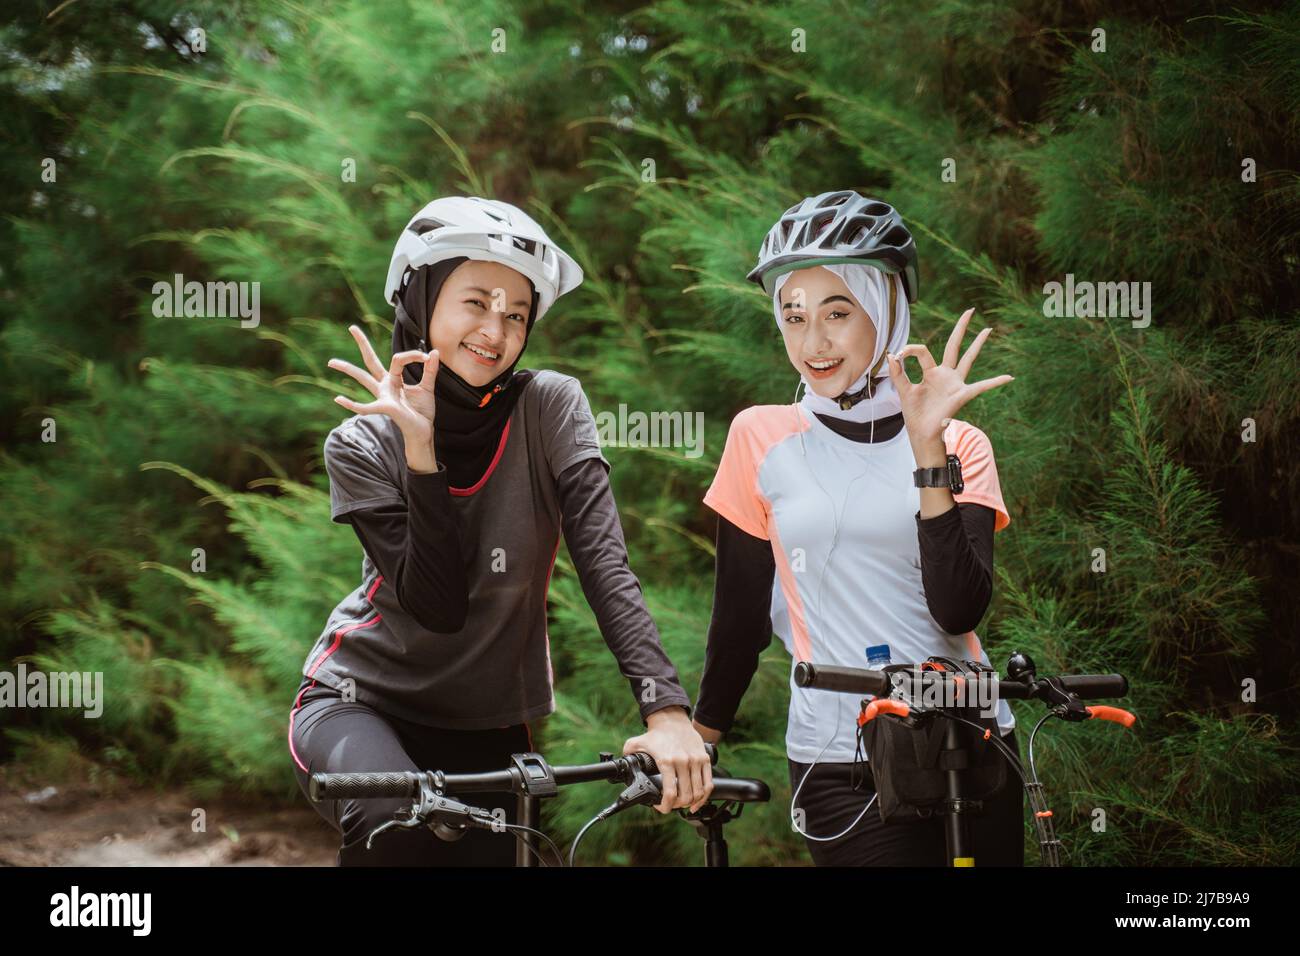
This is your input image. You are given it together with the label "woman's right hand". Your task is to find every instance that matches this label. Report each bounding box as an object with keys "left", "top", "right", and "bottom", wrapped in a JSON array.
[{"left": 328, "top": 324, "right": 442, "bottom": 472}]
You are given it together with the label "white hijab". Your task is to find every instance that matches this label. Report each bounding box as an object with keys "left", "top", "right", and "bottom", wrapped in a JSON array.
[{"left": 771, "top": 263, "right": 910, "bottom": 423}]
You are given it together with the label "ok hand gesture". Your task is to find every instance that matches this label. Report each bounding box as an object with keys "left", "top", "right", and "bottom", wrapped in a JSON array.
[
  {"left": 328, "top": 324, "right": 442, "bottom": 469},
  {"left": 885, "top": 308, "right": 1013, "bottom": 442}
]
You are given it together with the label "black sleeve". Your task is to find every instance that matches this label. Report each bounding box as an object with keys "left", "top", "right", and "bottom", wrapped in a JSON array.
[
  {"left": 694, "top": 515, "right": 776, "bottom": 734},
  {"left": 556, "top": 457, "right": 693, "bottom": 725},
  {"left": 915, "top": 501, "right": 996, "bottom": 635},
  {"left": 342, "top": 465, "right": 470, "bottom": 633}
]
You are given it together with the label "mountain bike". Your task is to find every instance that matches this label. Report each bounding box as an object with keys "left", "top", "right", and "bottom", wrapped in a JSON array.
[
  {"left": 308, "top": 743, "right": 770, "bottom": 866},
  {"left": 794, "top": 650, "right": 1135, "bottom": 866}
]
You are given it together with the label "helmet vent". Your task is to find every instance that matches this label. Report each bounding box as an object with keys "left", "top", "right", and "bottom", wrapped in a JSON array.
[
  {"left": 843, "top": 216, "right": 876, "bottom": 245},
  {"left": 810, "top": 210, "right": 836, "bottom": 240},
  {"left": 884, "top": 224, "right": 910, "bottom": 246}
]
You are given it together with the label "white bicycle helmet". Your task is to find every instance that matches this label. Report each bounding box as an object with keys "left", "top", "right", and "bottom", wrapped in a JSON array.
[
  {"left": 384, "top": 196, "right": 583, "bottom": 323},
  {"left": 747, "top": 190, "right": 919, "bottom": 303}
]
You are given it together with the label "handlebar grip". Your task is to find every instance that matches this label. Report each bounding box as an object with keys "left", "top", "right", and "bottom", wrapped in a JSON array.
[
  {"left": 632, "top": 742, "right": 719, "bottom": 777},
  {"left": 309, "top": 771, "right": 422, "bottom": 802},
  {"left": 659, "top": 776, "right": 771, "bottom": 804},
  {"left": 1057, "top": 674, "right": 1129, "bottom": 699},
  {"left": 1086, "top": 705, "right": 1137, "bottom": 728},
  {"left": 793, "top": 662, "right": 892, "bottom": 697},
  {"left": 858, "top": 698, "right": 910, "bottom": 725}
]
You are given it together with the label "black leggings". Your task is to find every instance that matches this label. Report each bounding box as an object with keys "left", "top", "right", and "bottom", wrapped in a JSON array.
[
  {"left": 787, "top": 729, "right": 1026, "bottom": 866},
  {"left": 288, "top": 678, "right": 532, "bottom": 866}
]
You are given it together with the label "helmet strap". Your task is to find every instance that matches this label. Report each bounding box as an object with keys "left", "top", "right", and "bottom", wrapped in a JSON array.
[{"left": 835, "top": 376, "right": 876, "bottom": 411}]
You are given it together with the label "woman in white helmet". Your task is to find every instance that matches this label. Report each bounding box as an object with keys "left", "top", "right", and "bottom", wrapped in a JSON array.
[
  {"left": 692, "top": 191, "right": 1023, "bottom": 865},
  {"left": 288, "top": 196, "right": 711, "bottom": 866}
]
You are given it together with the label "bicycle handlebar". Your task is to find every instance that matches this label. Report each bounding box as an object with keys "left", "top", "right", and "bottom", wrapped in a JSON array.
[
  {"left": 1053, "top": 674, "right": 1130, "bottom": 699},
  {"left": 309, "top": 743, "right": 771, "bottom": 805},
  {"left": 794, "top": 655, "right": 1133, "bottom": 870},
  {"left": 792, "top": 661, "right": 1129, "bottom": 702},
  {"left": 794, "top": 663, "right": 892, "bottom": 696},
  {"left": 649, "top": 774, "right": 770, "bottom": 803}
]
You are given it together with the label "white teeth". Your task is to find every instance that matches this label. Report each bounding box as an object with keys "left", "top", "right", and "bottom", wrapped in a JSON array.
[
  {"left": 807, "top": 357, "right": 843, "bottom": 370},
  {"left": 464, "top": 343, "right": 499, "bottom": 360}
]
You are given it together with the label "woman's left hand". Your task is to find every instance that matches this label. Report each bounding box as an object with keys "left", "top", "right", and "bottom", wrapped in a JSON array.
[
  {"left": 623, "top": 707, "right": 714, "bottom": 814},
  {"left": 885, "top": 307, "right": 1014, "bottom": 443}
]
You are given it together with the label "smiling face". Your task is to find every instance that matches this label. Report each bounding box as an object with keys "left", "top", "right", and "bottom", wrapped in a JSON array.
[
  {"left": 776, "top": 266, "right": 877, "bottom": 397},
  {"left": 426, "top": 259, "right": 533, "bottom": 386}
]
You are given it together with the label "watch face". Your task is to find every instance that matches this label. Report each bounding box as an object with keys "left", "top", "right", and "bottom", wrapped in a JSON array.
[{"left": 947, "top": 455, "right": 964, "bottom": 493}]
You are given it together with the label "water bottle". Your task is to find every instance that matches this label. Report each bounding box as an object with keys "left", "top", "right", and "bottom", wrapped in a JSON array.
[{"left": 865, "top": 643, "right": 892, "bottom": 671}]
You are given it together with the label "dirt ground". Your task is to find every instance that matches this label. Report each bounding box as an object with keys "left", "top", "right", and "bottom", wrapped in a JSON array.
[{"left": 0, "top": 778, "right": 338, "bottom": 867}]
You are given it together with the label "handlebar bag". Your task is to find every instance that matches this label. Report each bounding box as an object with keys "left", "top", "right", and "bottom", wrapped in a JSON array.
[{"left": 858, "top": 662, "right": 1010, "bottom": 824}]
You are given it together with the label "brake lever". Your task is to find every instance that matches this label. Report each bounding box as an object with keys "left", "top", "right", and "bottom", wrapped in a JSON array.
[
  {"left": 363, "top": 778, "right": 497, "bottom": 849},
  {"left": 1037, "top": 676, "right": 1096, "bottom": 722},
  {"left": 364, "top": 806, "right": 425, "bottom": 849},
  {"left": 610, "top": 764, "right": 662, "bottom": 814},
  {"left": 362, "top": 774, "right": 440, "bottom": 848}
]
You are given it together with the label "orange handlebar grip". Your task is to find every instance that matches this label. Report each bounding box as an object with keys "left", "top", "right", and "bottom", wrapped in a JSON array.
[
  {"left": 857, "top": 698, "right": 911, "bottom": 725},
  {"left": 1086, "top": 705, "right": 1136, "bottom": 728},
  {"left": 874, "top": 699, "right": 910, "bottom": 719}
]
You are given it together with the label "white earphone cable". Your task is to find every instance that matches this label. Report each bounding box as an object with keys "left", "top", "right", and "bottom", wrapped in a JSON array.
[{"left": 788, "top": 370, "right": 884, "bottom": 842}]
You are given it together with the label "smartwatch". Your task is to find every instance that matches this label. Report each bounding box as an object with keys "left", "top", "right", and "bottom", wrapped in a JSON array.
[{"left": 913, "top": 454, "right": 964, "bottom": 494}]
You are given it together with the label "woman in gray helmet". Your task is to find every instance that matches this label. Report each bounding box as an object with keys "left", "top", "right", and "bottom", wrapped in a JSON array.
[
  {"left": 288, "top": 196, "right": 712, "bottom": 866},
  {"left": 691, "top": 190, "right": 1024, "bottom": 865}
]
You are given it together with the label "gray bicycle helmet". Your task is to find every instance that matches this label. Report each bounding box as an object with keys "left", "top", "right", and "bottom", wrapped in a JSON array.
[{"left": 747, "top": 190, "right": 919, "bottom": 303}]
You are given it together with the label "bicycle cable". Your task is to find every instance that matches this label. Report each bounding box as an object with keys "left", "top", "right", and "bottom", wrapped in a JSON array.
[
  {"left": 567, "top": 812, "right": 606, "bottom": 867},
  {"left": 934, "top": 704, "right": 1064, "bottom": 866},
  {"left": 1027, "top": 709, "right": 1055, "bottom": 783},
  {"left": 925, "top": 708, "right": 1031, "bottom": 787},
  {"left": 499, "top": 821, "right": 564, "bottom": 867}
]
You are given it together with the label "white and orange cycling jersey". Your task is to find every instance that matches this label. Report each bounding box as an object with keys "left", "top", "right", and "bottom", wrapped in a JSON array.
[{"left": 704, "top": 402, "right": 1014, "bottom": 762}]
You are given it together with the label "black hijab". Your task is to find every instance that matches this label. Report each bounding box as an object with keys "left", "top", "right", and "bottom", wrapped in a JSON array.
[{"left": 392, "top": 256, "right": 539, "bottom": 488}]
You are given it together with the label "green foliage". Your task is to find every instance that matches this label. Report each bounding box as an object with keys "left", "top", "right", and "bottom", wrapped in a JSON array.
[{"left": 2, "top": 0, "right": 1297, "bottom": 865}]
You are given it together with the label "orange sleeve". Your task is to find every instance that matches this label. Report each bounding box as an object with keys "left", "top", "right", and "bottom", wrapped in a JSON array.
[
  {"left": 703, "top": 408, "right": 771, "bottom": 540},
  {"left": 946, "top": 420, "right": 1011, "bottom": 532}
]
